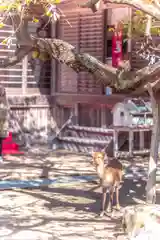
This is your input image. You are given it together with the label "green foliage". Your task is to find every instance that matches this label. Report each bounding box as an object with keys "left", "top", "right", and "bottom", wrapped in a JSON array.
[
  {"left": 32, "top": 50, "right": 50, "bottom": 61},
  {"left": 122, "top": 10, "right": 160, "bottom": 38},
  {"left": 0, "top": 0, "right": 60, "bottom": 15}
]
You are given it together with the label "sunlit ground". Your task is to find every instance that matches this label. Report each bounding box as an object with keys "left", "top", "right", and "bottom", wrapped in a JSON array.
[{"left": 0, "top": 148, "right": 158, "bottom": 239}]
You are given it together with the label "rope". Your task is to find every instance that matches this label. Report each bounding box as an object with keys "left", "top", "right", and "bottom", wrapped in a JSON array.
[
  {"left": 49, "top": 112, "right": 74, "bottom": 150},
  {"left": 54, "top": 112, "right": 74, "bottom": 140}
]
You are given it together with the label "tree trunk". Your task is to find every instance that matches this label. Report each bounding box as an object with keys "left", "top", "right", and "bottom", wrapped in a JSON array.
[{"left": 146, "top": 86, "right": 160, "bottom": 203}]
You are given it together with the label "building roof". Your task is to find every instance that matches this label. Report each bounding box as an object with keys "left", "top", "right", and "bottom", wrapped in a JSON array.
[
  {"left": 125, "top": 99, "right": 151, "bottom": 114},
  {"left": 112, "top": 98, "right": 151, "bottom": 115}
]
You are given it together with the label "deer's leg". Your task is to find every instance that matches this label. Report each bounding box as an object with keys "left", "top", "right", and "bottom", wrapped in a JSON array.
[
  {"left": 115, "top": 186, "right": 121, "bottom": 210},
  {"left": 106, "top": 188, "right": 113, "bottom": 213},
  {"left": 100, "top": 187, "right": 107, "bottom": 217}
]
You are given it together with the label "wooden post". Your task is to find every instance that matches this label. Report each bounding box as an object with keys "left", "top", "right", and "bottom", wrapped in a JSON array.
[
  {"left": 22, "top": 56, "right": 28, "bottom": 95},
  {"left": 50, "top": 20, "right": 60, "bottom": 134},
  {"left": 74, "top": 103, "right": 79, "bottom": 125},
  {"left": 50, "top": 21, "right": 57, "bottom": 95},
  {"left": 146, "top": 84, "right": 160, "bottom": 203},
  {"left": 129, "top": 130, "right": 133, "bottom": 157},
  {"left": 113, "top": 130, "right": 118, "bottom": 158},
  {"left": 101, "top": 105, "right": 106, "bottom": 128},
  {"left": 139, "top": 131, "right": 144, "bottom": 150},
  {"left": 127, "top": 8, "right": 132, "bottom": 62}
]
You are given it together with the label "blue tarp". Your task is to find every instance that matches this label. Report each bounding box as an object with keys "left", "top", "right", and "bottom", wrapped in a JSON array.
[{"left": 0, "top": 175, "right": 98, "bottom": 190}]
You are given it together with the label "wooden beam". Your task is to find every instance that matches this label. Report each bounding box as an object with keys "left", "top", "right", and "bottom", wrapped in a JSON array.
[
  {"left": 22, "top": 56, "right": 28, "bottom": 95},
  {"left": 55, "top": 93, "right": 129, "bottom": 106},
  {"left": 101, "top": 104, "right": 107, "bottom": 128},
  {"left": 50, "top": 21, "right": 57, "bottom": 95},
  {"left": 74, "top": 103, "right": 79, "bottom": 125},
  {"left": 140, "top": 131, "right": 145, "bottom": 150},
  {"left": 129, "top": 130, "right": 134, "bottom": 157},
  {"left": 113, "top": 130, "right": 118, "bottom": 158}
]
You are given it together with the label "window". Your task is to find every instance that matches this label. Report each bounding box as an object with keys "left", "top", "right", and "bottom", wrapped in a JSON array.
[
  {"left": 120, "top": 111, "right": 124, "bottom": 117},
  {"left": 106, "top": 39, "right": 112, "bottom": 58}
]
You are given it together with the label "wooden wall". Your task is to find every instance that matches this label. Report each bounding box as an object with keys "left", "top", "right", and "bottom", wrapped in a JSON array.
[
  {"left": 55, "top": 6, "right": 129, "bottom": 128},
  {"left": 8, "top": 96, "right": 58, "bottom": 145},
  {"left": 0, "top": 19, "right": 56, "bottom": 143},
  {"left": 1, "top": 7, "right": 131, "bottom": 138},
  {"left": 57, "top": 9, "right": 105, "bottom": 94},
  {"left": 0, "top": 20, "right": 51, "bottom": 95}
]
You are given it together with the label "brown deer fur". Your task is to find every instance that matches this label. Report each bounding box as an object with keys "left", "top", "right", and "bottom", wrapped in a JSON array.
[{"left": 92, "top": 152, "right": 123, "bottom": 217}]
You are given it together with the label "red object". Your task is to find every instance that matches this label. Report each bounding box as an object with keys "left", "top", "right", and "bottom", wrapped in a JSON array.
[
  {"left": 94, "top": 103, "right": 114, "bottom": 109},
  {"left": 112, "top": 30, "right": 123, "bottom": 67},
  {"left": 2, "top": 132, "right": 24, "bottom": 155}
]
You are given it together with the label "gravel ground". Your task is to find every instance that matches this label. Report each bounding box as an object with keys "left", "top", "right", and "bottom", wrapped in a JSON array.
[{"left": 0, "top": 148, "right": 158, "bottom": 240}]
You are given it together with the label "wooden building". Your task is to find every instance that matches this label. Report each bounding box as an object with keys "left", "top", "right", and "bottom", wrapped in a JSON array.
[{"left": 0, "top": 1, "right": 151, "bottom": 148}]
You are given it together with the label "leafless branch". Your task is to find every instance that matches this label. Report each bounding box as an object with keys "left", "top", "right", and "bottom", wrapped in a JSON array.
[
  {"left": 78, "top": 0, "right": 101, "bottom": 12},
  {"left": 1, "top": 2, "right": 160, "bottom": 94},
  {"left": 154, "top": 0, "right": 160, "bottom": 10},
  {"left": 30, "top": 37, "right": 160, "bottom": 93},
  {"left": 0, "top": 46, "right": 32, "bottom": 68},
  {"left": 108, "top": 0, "right": 160, "bottom": 20},
  {"left": 145, "top": 15, "right": 152, "bottom": 37}
]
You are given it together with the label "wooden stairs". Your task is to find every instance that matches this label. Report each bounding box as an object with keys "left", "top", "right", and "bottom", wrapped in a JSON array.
[{"left": 57, "top": 124, "right": 127, "bottom": 156}]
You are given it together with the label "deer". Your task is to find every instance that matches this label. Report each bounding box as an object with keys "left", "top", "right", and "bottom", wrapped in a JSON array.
[{"left": 92, "top": 151, "right": 123, "bottom": 217}]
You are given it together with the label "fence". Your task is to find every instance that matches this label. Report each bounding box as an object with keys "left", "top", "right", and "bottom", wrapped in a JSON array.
[{"left": 7, "top": 95, "right": 58, "bottom": 145}]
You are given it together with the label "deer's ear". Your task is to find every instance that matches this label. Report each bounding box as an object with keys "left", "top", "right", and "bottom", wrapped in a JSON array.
[
  {"left": 101, "top": 150, "right": 107, "bottom": 158},
  {"left": 91, "top": 151, "right": 96, "bottom": 158},
  {"left": 102, "top": 152, "right": 108, "bottom": 161}
]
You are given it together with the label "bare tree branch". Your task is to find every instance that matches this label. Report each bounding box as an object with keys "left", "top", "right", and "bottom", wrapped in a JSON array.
[
  {"left": 154, "top": 0, "right": 160, "bottom": 10},
  {"left": 145, "top": 14, "right": 152, "bottom": 37},
  {"left": 6, "top": 14, "right": 33, "bottom": 45},
  {"left": 81, "top": 0, "right": 160, "bottom": 20},
  {"left": 1, "top": 3, "right": 160, "bottom": 94},
  {"left": 30, "top": 37, "right": 160, "bottom": 93},
  {"left": 0, "top": 46, "right": 32, "bottom": 68},
  {"left": 78, "top": 0, "right": 101, "bottom": 12},
  {"left": 107, "top": 0, "right": 160, "bottom": 20},
  {"left": 2, "top": 32, "right": 159, "bottom": 93}
]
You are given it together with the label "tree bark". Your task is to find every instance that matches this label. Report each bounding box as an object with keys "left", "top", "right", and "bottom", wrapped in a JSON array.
[
  {"left": 80, "top": 0, "right": 160, "bottom": 20},
  {"left": 1, "top": 9, "right": 160, "bottom": 94},
  {"left": 2, "top": 33, "right": 160, "bottom": 94},
  {"left": 146, "top": 84, "right": 160, "bottom": 203},
  {"left": 78, "top": 0, "right": 101, "bottom": 12}
]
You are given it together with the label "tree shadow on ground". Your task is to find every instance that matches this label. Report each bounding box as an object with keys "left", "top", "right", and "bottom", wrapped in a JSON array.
[
  {"left": 2, "top": 150, "right": 93, "bottom": 180},
  {"left": 0, "top": 212, "right": 122, "bottom": 239},
  {"left": 15, "top": 177, "right": 147, "bottom": 213},
  {"left": 0, "top": 186, "right": 125, "bottom": 239},
  {"left": 0, "top": 176, "right": 148, "bottom": 239}
]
